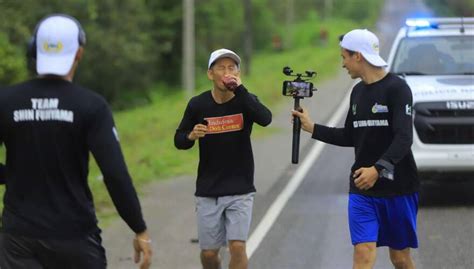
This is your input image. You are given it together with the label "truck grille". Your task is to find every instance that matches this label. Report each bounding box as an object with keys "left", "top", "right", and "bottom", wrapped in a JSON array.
[
  {"left": 429, "top": 110, "right": 474, "bottom": 117},
  {"left": 414, "top": 101, "right": 474, "bottom": 144}
]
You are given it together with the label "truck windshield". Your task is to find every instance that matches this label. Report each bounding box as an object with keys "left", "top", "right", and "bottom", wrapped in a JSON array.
[{"left": 391, "top": 35, "right": 474, "bottom": 75}]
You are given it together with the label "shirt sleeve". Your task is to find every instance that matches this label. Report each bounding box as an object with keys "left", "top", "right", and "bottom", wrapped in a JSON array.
[
  {"left": 234, "top": 85, "right": 272, "bottom": 127},
  {"left": 311, "top": 105, "right": 353, "bottom": 147},
  {"left": 174, "top": 99, "right": 197, "bottom": 150},
  {"left": 375, "top": 80, "right": 414, "bottom": 174},
  {"left": 87, "top": 104, "right": 147, "bottom": 234}
]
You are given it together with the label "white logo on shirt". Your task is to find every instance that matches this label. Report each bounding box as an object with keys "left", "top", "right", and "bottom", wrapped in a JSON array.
[
  {"left": 405, "top": 104, "right": 412, "bottom": 115},
  {"left": 112, "top": 127, "right": 120, "bottom": 142},
  {"left": 353, "top": 119, "right": 389, "bottom": 128},
  {"left": 371, "top": 103, "right": 389, "bottom": 113},
  {"left": 13, "top": 98, "right": 74, "bottom": 123},
  {"left": 352, "top": 104, "right": 357, "bottom": 115}
]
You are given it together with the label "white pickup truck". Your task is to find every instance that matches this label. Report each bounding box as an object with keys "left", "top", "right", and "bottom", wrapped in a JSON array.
[{"left": 386, "top": 18, "right": 474, "bottom": 177}]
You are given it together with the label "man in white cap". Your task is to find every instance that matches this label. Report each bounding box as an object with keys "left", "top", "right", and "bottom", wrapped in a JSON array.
[
  {"left": 0, "top": 14, "right": 152, "bottom": 269},
  {"left": 292, "top": 29, "right": 419, "bottom": 269},
  {"left": 175, "top": 48, "right": 272, "bottom": 269}
]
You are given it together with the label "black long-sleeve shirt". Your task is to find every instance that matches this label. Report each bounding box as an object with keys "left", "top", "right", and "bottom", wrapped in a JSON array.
[
  {"left": 0, "top": 78, "right": 146, "bottom": 239},
  {"left": 175, "top": 85, "right": 272, "bottom": 197},
  {"left": 0, "top": 164, "right": 4, "bottom": 184},
  {"left": 313, "top": 73, "right": 419, "bottom": 197}
]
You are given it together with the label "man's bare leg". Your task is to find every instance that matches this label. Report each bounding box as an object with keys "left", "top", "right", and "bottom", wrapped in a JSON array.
[
  {"left": 201, "top": 249, "right": 221, "bottom": 269},
  {"left": 353, "top": 242, "right": 377, "bottom": 269},
  {"left": 389, "top": 248, "right": 415, "bottom": 269},
  {"left": 228, "top": 240, "right": 247, "bottom": 269}
]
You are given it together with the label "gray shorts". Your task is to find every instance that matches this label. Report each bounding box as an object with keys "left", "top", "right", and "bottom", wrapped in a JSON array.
[{"left": 195, "top": 192, "right": 255, "bottom": 250}]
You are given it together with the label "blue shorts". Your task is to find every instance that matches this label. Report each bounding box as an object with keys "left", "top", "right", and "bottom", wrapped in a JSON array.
[{"left": 348, "top": 193, "right": 419, "bottom": 250}]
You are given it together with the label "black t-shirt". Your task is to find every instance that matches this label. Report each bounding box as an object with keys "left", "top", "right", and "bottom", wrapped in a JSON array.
[
  {"left": 174, "top": 85, "right": 272, "bottom": 197},
  {"left": 313, "top": 73, "right": 419, "bottom": 197},
  {"left": 0, "top": 78, "right": 146, "bottom": 239}
]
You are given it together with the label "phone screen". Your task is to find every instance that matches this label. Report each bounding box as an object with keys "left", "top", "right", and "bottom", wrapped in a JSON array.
[{"left": 282, "top": 81, "right": 313, "bottom": 97}]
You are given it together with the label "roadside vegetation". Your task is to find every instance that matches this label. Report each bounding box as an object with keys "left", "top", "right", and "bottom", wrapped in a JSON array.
[{"left": 423, "top": 0, "right": 473, "bottom": 16}]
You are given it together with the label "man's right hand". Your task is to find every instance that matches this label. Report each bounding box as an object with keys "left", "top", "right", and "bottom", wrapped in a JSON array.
[
  {"left": 291, "top": 106, "right": 315, "bottom": 134},
  {"left": 133, "top": 231, "right": 153, "bottom": 269},
  {"left": 188, "top": 123, "right": 208, "bottom": 141}
]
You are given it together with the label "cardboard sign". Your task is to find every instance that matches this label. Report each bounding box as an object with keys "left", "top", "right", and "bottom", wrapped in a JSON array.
[{"left": 205, "top": 113, "right": 244, "bottom": 134}]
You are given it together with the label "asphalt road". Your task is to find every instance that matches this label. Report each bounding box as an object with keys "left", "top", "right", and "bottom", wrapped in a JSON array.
[{"left": 248, "top": 0, "right": 474, "bottom": 268}]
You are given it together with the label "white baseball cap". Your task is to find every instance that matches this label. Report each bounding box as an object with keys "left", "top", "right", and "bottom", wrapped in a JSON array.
[
  {"left": 340, "top": 29, "right": 387, "bottom": 67},
  {"left": 208, "top": 48, "right": 241, "bottom": 69},
  {"left": 36, "top": 15, "right": 81, "bottom": 76}
]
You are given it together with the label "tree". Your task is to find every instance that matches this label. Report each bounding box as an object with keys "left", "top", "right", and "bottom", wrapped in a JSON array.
[
  {"left": 243, "top": 0, "right": 253, "bottom": 75},
  {"left": 0, "top": 33, "right": 27, "bottom": 86}
]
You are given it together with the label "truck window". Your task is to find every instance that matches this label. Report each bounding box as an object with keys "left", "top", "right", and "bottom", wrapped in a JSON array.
[{"left": 392, "top": 36, "right": 474, "bottom": 75}]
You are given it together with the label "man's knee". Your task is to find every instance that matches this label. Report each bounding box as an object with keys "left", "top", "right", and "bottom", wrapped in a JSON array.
[
  {"left": 354, "top": 243, "right": 376, "bottom": 264},
  {"left": 228, "top": 240, "right": 246, "bottom": 258},
  {"left": 391, "top": 257, "right": 410, "bottom": 268},
  {"left": 201, "top": 249, "right": 220, "bottom": 261},
  {"left": 390, "top": 249, "right": 413, "bottom": 269}
]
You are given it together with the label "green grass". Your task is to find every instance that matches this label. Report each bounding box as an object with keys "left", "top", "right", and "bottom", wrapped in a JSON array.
[{"left": 0, "top": 16, "right": 367, "bottom": 222}]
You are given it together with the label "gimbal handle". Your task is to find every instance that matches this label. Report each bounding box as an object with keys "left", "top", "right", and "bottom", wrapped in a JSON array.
[{"left": 292, "top": 97, "right": 302, "bottom": 164}]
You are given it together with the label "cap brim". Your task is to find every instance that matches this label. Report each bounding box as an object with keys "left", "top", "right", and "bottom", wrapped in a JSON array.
[
  {"left": 37, "top": 53, "right": 76, "bottom": 76},
  {"left": 362, "top": 53, "right": 387, "bottom": 67},
  {"left": 208, "top": 53, "right": 241, "bottom": 69}
]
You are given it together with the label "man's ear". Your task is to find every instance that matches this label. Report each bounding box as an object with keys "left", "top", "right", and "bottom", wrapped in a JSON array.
[
  {"left": 207, "top": 69, "right": 214, "bottom": 80},
  {"left": 355, "top": 52, "right": 363, "bottom": 62},
  {"left": 75, "top": 47, "right": 84, "bottom": 62}
]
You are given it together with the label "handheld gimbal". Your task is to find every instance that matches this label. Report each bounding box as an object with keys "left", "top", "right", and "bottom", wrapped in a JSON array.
[{"left": 282, "top": 66, "right": 317, "bottom": 164}]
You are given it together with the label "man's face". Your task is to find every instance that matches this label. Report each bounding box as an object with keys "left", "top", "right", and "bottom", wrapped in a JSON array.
[
  {"left": 207, "top": 58, "right": 240, "bottom": 91},
  {"left": 341, "top": 48, "right": 361, "bottom": 79}
]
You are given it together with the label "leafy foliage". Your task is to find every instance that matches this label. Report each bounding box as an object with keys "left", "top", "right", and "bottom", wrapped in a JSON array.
[
  {"left": 0, "top": 33, "right": 27, "bottom": 86},
  {"left": 423, "top": 0, "right": 474, "bottom": 16},
  {"left": 0, "top": 0, "right": 383, "bottom": 108}
]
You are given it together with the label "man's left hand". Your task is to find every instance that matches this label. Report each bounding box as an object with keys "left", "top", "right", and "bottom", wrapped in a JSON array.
[
  {"left": 133, "top": 231, "right": 153, "bottom": 269},
  {"left": 353, "top": 166, "right": 378, "bottom": 190}
]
